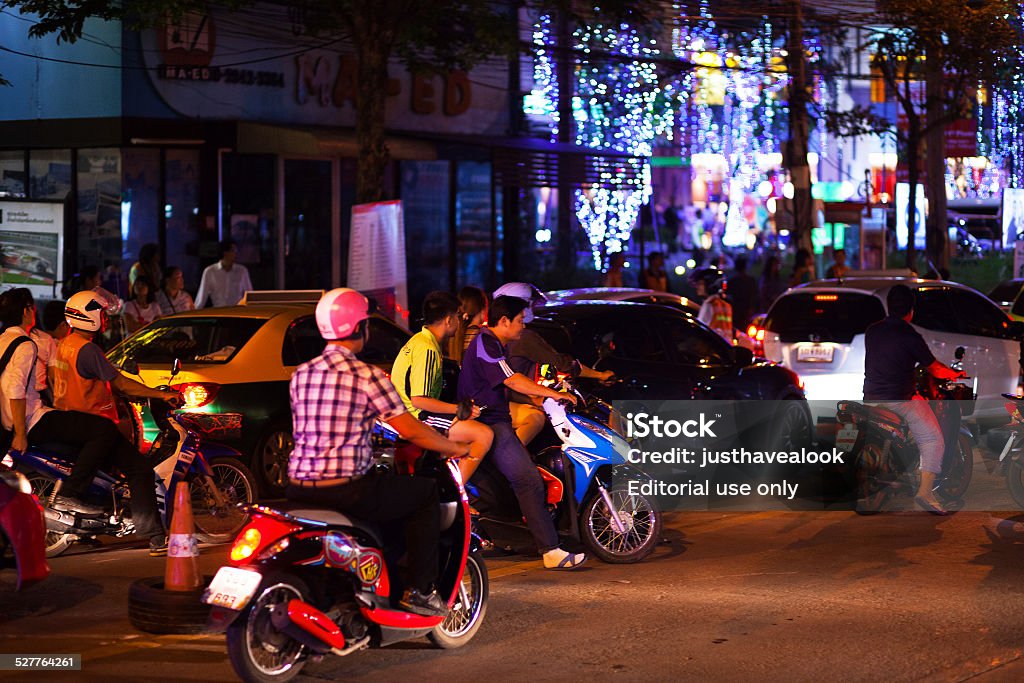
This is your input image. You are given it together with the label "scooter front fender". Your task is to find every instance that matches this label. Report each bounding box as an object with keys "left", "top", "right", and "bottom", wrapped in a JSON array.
[{"left": 0, "top": 488, "right": 50, "bottom": 589}]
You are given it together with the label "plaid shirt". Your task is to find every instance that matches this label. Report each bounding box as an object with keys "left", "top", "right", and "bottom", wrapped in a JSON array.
[{"left": 289, "top": 344, "right": 407, "bottom": 481}]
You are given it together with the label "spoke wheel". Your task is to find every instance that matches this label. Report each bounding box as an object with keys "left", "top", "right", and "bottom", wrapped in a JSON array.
[
  {"left": 227, "top": 576, "right": 307, "bottom": 683},
  {"left": 429, "top": 552, "right": 488, "bottom": 648},
  {"left": 22, "top": 471, "right": 73, "bottom": 557},
  {"left": 188, "top": 459, "right": 255, "bottom": 544},
  {"left": 581, "top": 486, "right": 661, "bottom": 563}
]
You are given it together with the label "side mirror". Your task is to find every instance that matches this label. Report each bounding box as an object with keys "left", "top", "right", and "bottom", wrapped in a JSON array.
[
  {"left": 171, "top": 358, "right": 181, "bottom": 378},
  {"left": 733, "top": 346, "right": 754, "bottom": 367},
  {"left": 954, "top": 346, "right": 965, "bottom": 361},
  {"left": 122, "top": 359, "right": 140, "bottom": 376}
]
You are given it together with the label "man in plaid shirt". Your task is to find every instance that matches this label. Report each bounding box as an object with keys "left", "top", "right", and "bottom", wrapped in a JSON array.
[{"left": 287, "top": 288, "right": 468, "bottom": 617}]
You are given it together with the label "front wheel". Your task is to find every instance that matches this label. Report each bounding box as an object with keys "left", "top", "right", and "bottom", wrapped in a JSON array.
[
  {"left": 226, "top": 574, "right": 308, "bottom": 683},
  {"left": 429, "top": 551, "right": 488, "bottom": 648},
  {"left": 937, "top": 434, "right": 973, "bottom": 502},
  {"left": 580, "top": 485, "right": 661, "bottom": 563},
  {"left": 189, "top": 458, "right": 256, "bottom": 544}
]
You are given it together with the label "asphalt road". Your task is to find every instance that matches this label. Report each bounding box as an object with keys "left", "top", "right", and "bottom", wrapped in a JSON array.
[{"left": 4, "top": 452, "right": 1024, "bottom": 683}]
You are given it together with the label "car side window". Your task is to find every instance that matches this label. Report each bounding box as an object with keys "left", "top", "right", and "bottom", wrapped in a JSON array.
[
  {"left": 911, "top": 288, "right": 959, "bottom": 333},
  {"left": 949, "top": 289, "right": 1013, "bottom": 338},
  {"left": 660, "top": 317, "right": 730, "bottom": 366},
  {"left": 357, "top": 317, "right": 409, "bottom": 365},
  {"left": 592, "top": 318, "right": 668, "bottom": 363},
  {"left": 281, "top": 316, "right": 327, "bottom": 367}
]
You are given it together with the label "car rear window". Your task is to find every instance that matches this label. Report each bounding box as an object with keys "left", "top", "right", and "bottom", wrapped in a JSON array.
[
  {"left": 108, "top": 317, "right": 268, "bottom": 365},
  {"left": 989, "top": 281, "right": 1022, "bottom": 305},
  {"left": 765, "top": 292, "right": 885, "bottom": 343}
]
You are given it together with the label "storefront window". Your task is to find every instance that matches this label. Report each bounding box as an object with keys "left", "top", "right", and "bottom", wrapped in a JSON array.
[
  {"left": 76, "top": 148, "right": 122, "bottom": 273},
  {"left": 455, "top": 161, "right": 493, "bottom": 291},
  {"left": 165, "top": 149, "right": 200, "bottom": 290},
  {"left": 122, "top": 149, "right": 160, "bottom": 274},
  {"left": 29, "top": 149, "right": 71, "bottom": 200},
  {"left": 0, "top": 151, "right": 25, "bottom": 197},
  {"left": 222, "top": 153, "right": 276, "bottom": 290},
  {"left": 401, "top": 161, "right": 451, "bottom": 313},
  {"left": 284, "top": 159, "right": 332, "bottom": 290}
]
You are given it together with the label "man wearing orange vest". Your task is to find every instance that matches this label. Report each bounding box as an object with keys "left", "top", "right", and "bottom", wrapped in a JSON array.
[
  {"left": 49, "top": 290, "right": 181, "bottom": 555},
  {"left": 695, "top": 269, "right": 734, "bottom": 342}
]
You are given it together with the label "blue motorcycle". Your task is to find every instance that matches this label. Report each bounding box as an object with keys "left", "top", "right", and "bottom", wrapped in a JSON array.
[
  {"left": 8, "top": 362, "right": 256, "bottom": 557},
  {"left": 469, "top": 374, "right": 662, "bottom": 564}
]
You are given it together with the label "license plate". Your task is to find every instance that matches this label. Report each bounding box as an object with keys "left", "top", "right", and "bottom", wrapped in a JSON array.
[
  {"left": 202, "top": 567, "right": 263, "bottom": 610},
  {"left": 797, "top": 345, "right": 834, "bottom": 363},
  {"left": 836, "top": 427, "right": 859, "bottom": 452}
]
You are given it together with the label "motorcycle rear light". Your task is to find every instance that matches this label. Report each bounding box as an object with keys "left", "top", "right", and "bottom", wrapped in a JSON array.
[
  {"left": 231, "top": 528, "right": 261, "bottom": 562},
  {"left": 172, "top": 382, "right": 220, "bottom": 409}
]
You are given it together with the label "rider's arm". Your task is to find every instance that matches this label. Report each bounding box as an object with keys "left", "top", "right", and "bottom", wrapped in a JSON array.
[
  {"left": 111, "top": 373, "right": 176, "bottom": 400},
  {"left": 387, "top": 412, "right": 467, "bottom": 457},
  {"left": 9, "top": 398, "right": 27, "bottom": 452},
  {"left": 2, "top": 341, "right": 36, "bottom": 452},
  {"left": 406, "top": 345, "right": 457, "bottom": 414},
  {"left": 78, "top": 343, "right": 175, "bottom": 401},
  {"left": 504, "top": 372, "right": 576, "bottom": 404},
  {"left": 925, "top": 360, "right": 965, "bottom": 381},
  {"left": 410, "top": 396, "right": 459, "bottom": 414}
]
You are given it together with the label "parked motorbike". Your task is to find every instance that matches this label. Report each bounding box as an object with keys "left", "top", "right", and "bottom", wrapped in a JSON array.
[
  {"left": 0, "top": 467, "right": 49, "bottom": 588},
  {"left": 983, "top": 394, "right": 1024, "bottom": 508},
  {"left": 12, "top": 360, "right": 256, "bottom": 556},
  {"left": 469, "top": 369, "right": 662, "bottom": 563},
  {"left": 204, "top": 451, "right": 487, "bottom": 683},
  {"left": 835, "top": 348, "right": 976, "bottom": 513}
]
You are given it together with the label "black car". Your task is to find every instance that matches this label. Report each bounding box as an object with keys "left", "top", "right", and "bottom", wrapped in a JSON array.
[{"left": 529, "top": 301, "right": 812, "bottom": 448}]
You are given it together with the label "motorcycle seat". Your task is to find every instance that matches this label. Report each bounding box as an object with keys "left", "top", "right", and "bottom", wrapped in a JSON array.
[
  {"left": 272, "top": 503, "right": 384, "bottom": 545},
  {"left": 836, "top": 401, "right": 909, "bottom": 438}
]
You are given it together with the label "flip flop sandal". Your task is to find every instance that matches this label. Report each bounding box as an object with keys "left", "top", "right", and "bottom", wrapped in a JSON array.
[
  {"left": 549, "top": 553, "right": 587, "bottom": 570},
  {"left": 914, "top": 496, "right": 949, "bottom": 516}
]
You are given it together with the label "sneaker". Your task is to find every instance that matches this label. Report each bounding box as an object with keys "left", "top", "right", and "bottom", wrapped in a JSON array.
[
  {"left": 399, "top": 588, "right": 447, "bottom": 617},
  {"left": 52, "top": 495, "right": 104, "bottom": 515},
  {"left": 149, "top": 535, "right": 168, "bottom": 557}
]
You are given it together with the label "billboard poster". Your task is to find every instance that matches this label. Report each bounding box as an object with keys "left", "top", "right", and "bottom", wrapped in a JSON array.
[
  {"left": 1001, "top": 188, "right": 1024, "bottom": 249},
  {"left": 0, "top": 200, "right": 64, "bottom": 299},
  {"left": 347, "top": 201, "right": 408, "bottom": 325},
  {"left": 895, "top": 182, "right": 926, "bottom": 250}
]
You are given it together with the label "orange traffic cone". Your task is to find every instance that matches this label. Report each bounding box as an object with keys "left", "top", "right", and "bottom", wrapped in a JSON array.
[{"left": 164, "top": 481, "right": 201, "bottom": 591}]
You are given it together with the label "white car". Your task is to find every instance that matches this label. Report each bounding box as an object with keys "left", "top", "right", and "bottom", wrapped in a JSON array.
[{"left": 762, "top": 277, "right": 1023, "bottom": 423}]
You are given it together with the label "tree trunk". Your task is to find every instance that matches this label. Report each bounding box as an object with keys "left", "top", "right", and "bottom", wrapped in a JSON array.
[
  {"left": 786, "top": 0, "right": 814, "bottom": 256},
  {"left": 924, "top": 45, "right": 948, "bottom": 272},
  {"left": 356, "top": 40, "right": 391, "bottom": 204},
  {"left": 905, "top": 128, "right": 920, "bottom": 272},
  {"left": 555, "top": 10, "right": 575, "bottom": 271}
]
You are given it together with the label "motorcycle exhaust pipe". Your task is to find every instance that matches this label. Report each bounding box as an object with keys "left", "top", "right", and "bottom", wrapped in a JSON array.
[
  {"left": 270, "top": 599, "right": 347, "bottom": 654},
  {"left": 43, "top": 507, "right": 76, "bottom": 533}
]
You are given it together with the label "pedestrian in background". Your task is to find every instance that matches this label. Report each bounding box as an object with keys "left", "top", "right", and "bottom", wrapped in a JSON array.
[
  {"left": 759, "top": 255, "right": 787, "bottom": 312},
  {"left": 729, "top": 255, "right": 758, "bottom": 329},
  {"left": 31, "top": 299, "right": 69, "bottom": 404},
  {"left": 825, "top": 248, "right": 850, "bottom": 280},
  {"left": 124, "top": 277, "right": 161, "bottom": 333},
  {"left": 156, "top": 266, "right": 195, "bottom": 316},
  {"left": 603, "top": 252, "right": 625, "bottom": 287},
  {"left": 129, "top": 243, "right": 162, "bottom": 292},
  {"left": 449, "top": 286, "right": 488, "bottom": 363},
  {"left": 195, "top": 238, "right": 253, "bottom": 308},
  {"left": 790, "top": 248, "right": 815, "bottom": 286},
  {"left": 62, "top": 265, "right": 102, "bottom": 299},
  {"left": 640, "top": 252, "right": 669, "bottom": 292}
]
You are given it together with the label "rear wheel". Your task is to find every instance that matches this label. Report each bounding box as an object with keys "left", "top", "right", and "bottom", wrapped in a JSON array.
[
  {"left": 20, "top": 471, "right": 73, "bottom": 557},
  {"left": 256, "top": 422, "right": 294, "bottom": 495},
  {"left": 429, "top": 552, "right": 488, "bottom": 648},
  {"left": 188, "top": 459, "right": 255, "bottom": 544},
  {"left": 580, "top": 485, "right": 661, "bottom": 563},
  {"left": 855, "top": 443, "right": 888, "bottom": 515},
  {"left": 226, "top": 574, "right": 308, "bottom": 683}
]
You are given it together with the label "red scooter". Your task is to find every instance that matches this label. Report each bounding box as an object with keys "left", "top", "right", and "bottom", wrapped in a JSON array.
[
  {"left": 0, "top": 465, "right": 49, "bottom": 589},
  {"left": 204, "top": 449, "right": 487, "bottom": 683}
]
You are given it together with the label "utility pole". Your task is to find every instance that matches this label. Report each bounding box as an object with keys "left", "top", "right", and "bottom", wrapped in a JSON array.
[
  {"left": 924, "top": 41, "right": 948, "bottom": 272},
  {"left": 785, "top": 0, "right": 814, "bottom": 256}
]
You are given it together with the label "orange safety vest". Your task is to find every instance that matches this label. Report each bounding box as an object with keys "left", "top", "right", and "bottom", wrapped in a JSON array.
[
  {"left": 708, "top": 296, "right": 733, "bottom": 340},
  {"left": 50, "top": 334, "right": 118, "bottom": 423}
]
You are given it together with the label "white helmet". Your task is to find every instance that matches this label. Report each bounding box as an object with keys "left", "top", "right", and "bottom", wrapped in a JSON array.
[
  {"left": 316, "top": 288, "right": 370, "bottom": 340},
  {"left": 65, "top": 290, "right": 110, "bottom": 332},
  {"left": 493, "top": 282, "right": 547, "bottom": 323}
]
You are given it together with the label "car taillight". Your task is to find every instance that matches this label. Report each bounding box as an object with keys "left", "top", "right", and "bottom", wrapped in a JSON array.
[{"left": 171, "top": 382, "right": 220, "bottom": 409}]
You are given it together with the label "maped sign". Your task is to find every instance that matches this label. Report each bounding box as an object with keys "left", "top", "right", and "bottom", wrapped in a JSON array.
[{"left": 0, "top": 200, "right": 64, "bottom": 300}]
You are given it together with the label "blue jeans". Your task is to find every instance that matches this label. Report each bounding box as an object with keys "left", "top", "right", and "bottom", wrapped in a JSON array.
[
  {"left": 877, "top": 399, "right": 945, "bottom": 474},
  {"left": 487, "top": 421, "right": 559, "bottom": 552}
]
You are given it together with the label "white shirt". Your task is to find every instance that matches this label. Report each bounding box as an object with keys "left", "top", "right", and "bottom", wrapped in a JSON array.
[
  {"left": 195, "top": 261, "right": 253, "bottom": 308},
  {"left": 29, "top": 328, "right": 57, "bottom": 392},
  {"left": 0, "top": 327, "right": 51, "bottom": 432}
]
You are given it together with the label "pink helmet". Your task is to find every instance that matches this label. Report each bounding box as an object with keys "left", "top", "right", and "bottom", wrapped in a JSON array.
[{"left": 316, "top": 288, "right": 370, "bottom": 340}]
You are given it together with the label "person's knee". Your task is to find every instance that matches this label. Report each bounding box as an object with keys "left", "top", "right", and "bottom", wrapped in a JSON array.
[{"left": 454, "top": 420, "right": 493, "bottom": 451}]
